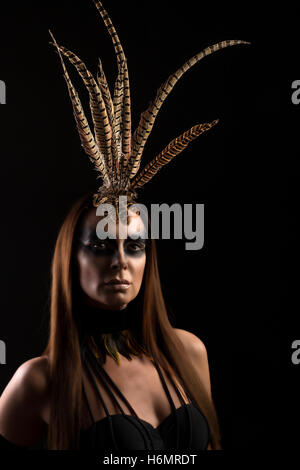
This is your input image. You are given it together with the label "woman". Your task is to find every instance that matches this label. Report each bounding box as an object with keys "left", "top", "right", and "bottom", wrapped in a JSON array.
[
  {"left": 0, "top": 190, "right": 221, "bottom": 450},
  {"left": 0, "top": 0, "right": 248, "bottom": 450}
]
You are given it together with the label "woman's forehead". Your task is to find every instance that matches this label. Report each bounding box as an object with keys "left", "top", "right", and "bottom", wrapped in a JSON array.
[{"left": 78, "top": 207, "right": 147, "bottom": 239}]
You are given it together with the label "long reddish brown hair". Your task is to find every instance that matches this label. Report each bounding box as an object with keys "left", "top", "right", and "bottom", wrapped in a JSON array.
[{"left": 42, "top": 191, "right": 222, "bottom": 450}]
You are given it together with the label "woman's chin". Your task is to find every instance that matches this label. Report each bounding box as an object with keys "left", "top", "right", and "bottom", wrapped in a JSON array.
[{"left": 99, "top": 294, "right": 131, "bottom": 310}]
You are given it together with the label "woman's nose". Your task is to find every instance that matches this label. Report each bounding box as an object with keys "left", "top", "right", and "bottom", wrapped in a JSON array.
[{"left": 110, "top": 247, "right": 128, "bottom": 270}]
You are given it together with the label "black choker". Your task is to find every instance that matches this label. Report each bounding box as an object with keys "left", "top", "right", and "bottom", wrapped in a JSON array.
[{"left": 76, "top": 295, "right": 150, "bottom": 365}]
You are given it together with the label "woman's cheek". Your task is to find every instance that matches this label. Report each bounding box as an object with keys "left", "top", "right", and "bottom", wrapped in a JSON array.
[{"left": 133, "top": 257, "right": 146, "bottom": 291}]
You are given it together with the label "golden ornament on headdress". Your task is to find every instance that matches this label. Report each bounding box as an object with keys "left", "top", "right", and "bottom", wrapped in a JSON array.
[{"left": 50, "top": 0, "right": 250, "bottom": 208}]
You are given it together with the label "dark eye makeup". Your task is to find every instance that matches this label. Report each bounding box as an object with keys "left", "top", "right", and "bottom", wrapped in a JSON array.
[{"left": 78, "top": 238, "right": 148, "bottom": 255}]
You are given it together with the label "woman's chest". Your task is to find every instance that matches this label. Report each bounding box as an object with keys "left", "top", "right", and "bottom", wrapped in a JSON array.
[{"left": 81, "top": 353, "right": 189, "bottom": 430}]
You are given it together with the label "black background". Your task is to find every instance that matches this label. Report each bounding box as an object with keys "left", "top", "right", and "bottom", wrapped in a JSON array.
[{"left": 0, "top": 0, "right": 298, "bottom": 452}]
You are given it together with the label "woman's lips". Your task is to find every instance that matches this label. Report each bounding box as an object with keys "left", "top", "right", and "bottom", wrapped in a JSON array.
[
  {"left": 104, "top": 283, "right": 130, "bottom": 290},
  {"left": 104, "top": 279, "right": 131, "bottom": 290}
]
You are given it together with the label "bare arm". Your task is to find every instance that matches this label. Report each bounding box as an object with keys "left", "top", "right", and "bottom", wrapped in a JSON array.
[
  {"left": 0, "top": 356, "right": 49, "bottom": 447},
  {"left": 174, "top": 328, "right": 214, "bottom": 450}
]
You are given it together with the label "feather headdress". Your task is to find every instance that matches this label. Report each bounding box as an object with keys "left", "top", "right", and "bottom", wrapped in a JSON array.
[{"left": 50, "top": 0, "right": 249, "bottom": 210}]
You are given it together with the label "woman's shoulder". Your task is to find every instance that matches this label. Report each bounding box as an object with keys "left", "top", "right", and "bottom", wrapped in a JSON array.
[
  {"left": 14, "top": 355, "right": 49, "bottom": 386},
  {"left": 173, "top": 328, "right": 212, "bottom": 400},
  {"left": 0, "top": 356, "right": 50, "bottom": 446},
  {"left": 173, "top": 328, "right": 209, "bottom": 362},
  {"left": 1, "top": 355, "right": 50, "bottom": 404}
]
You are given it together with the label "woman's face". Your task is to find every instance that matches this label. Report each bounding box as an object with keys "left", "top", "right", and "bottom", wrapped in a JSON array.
[{"left": 75, "top": 207, "right": 147, "bottom": 311}]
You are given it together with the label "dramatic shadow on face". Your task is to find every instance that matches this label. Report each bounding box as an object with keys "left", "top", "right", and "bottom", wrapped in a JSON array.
[{"left": 74, "top": 207, "right": 147, "bottom": 311}]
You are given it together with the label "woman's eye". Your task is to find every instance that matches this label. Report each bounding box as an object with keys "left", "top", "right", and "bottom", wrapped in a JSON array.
[
  {"left": 84, "top": 240, "right": 146, "bottom": 253},
  {"left": 127, "top": 242, "right": 145, "bottom": 252},
  {"left": 90, "top": 242, "right": 107, "bottom": 251}
]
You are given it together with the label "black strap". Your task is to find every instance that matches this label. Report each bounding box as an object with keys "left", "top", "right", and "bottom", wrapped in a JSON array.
[
  {"left": 152, "top": 359, "right": 178, "bottom": 412},
  {"left": 81, "top": 346, "right": 193, "bottom": 449},
  {"left": 86, "top": 346, "right": 138, "bottom": 417},
  {"left": 153, "top": 359, "right": 188, "bottom": 407},
  {"left": 83, "top": 353, "right": 114, "bottom": 418},
  {"left": 85, "top": 346, "right": 136, "bottom": 417},
  {"left": 81, "top": 378, "right": 95, "bottom": 424},
  {"left": 82, "top": 347, "right": 155, "bottom": 450}
]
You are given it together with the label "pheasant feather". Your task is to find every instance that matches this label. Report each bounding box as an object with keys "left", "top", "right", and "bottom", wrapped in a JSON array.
[
  {"left": 112, "top": 61, "right": 125, "bottom": 155},
  {"left": 97, "top": 58, "right": 114, "bottom": 127},
  {"left": 96, "top": 58, "right": 120, "bottom": 179},
  {"left": 51, "top": 42, "right": 114, "bottom": 179},
  {"left": 127, "top": 39, "right": 250, "bottom": 180},
  {"left": 49, "top": 30, "right": 110, "bottom": 187},
  {"left": 50, "top": 1, "right": 250, "bottom": 208},
  {"left": 130, "top": 120, "right": 219, "bottom": 190},
  {"left": 92, "top": 0, "right": 131, "bottom": 160}
]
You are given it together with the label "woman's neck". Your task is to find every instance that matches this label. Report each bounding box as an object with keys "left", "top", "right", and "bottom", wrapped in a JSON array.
[
  {"left": 76, "top": 295, "right": 148, "bottom": 365},
  {"left": 78, "top": 300, "right": 140, "bottom": 335}
]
